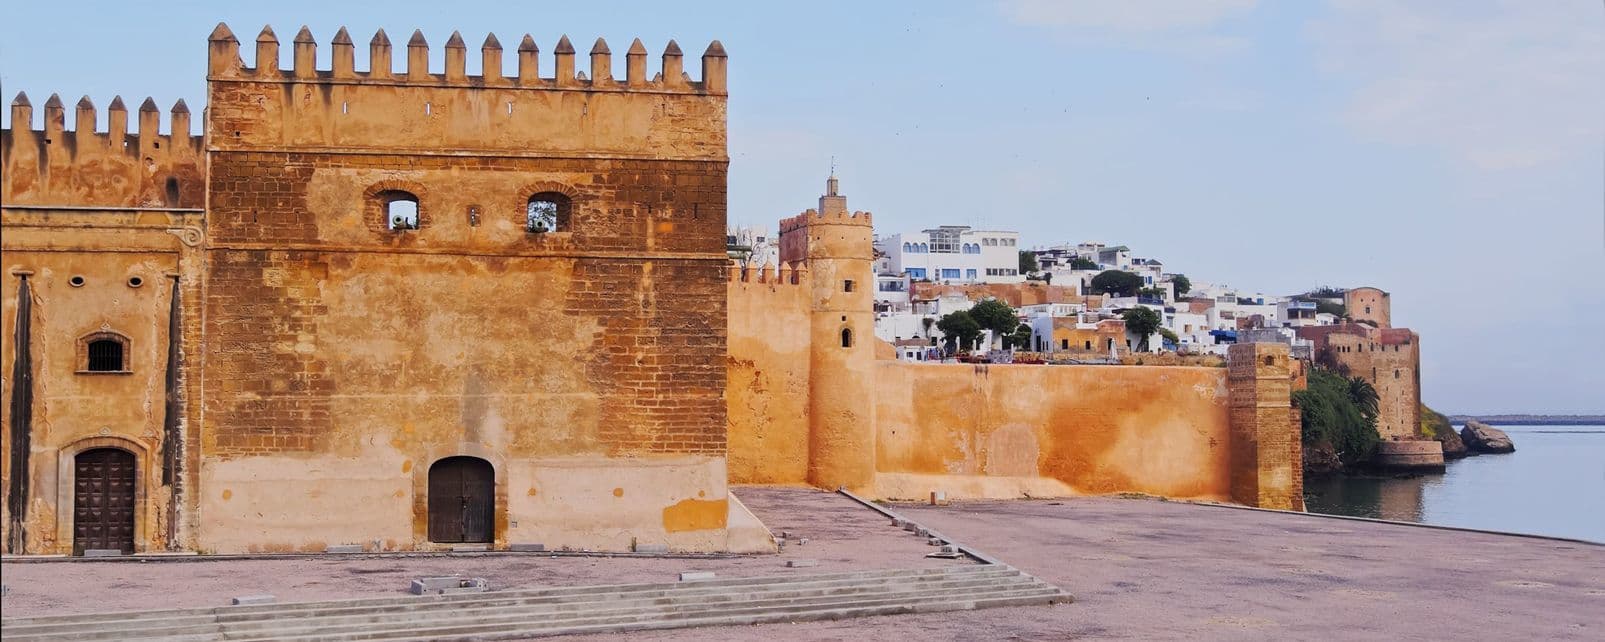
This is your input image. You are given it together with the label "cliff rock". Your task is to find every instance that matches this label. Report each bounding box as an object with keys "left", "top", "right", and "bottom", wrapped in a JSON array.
[
  {"left": 1303, "top": 441, "right": 1344, "bottom": 475},
  {"left": 1419, "top": 403, "right": 1467, "bottom": 459},
  {"left": 1460, "top": 420, "right": 1515, "bottom": 454}
]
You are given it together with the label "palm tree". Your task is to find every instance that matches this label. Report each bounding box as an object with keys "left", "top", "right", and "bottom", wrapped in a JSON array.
[{"left": 1347, "top": 377, "right": 1380, "bottom": 425}]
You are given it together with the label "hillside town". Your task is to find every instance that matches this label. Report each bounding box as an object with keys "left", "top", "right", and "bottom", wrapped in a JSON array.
[{"left": 729, "top": 177, "right": 1406, "bottom": 367}]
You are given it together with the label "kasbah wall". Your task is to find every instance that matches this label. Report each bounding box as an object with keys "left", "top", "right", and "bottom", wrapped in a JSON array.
[
  {"left": 2, "top": 22, "right": 1304, "bottom": 558},
  {"left": 726, "top": 177, "right": 1303, "bottom": 511}
]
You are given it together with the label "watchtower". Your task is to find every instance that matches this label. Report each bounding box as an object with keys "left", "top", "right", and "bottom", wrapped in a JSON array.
[{"left": 779, "top": 175, "right": 876, "bottom": 491}]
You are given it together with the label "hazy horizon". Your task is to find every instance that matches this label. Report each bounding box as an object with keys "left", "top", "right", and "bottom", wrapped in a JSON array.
[{"left": 2, "top": 1, "right": 1600, "bottom": 414}]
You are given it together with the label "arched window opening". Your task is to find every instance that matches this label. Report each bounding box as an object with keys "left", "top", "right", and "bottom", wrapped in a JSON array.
[
  {"left": 903, "top": 242, "right": 912, "bottom": 252},
  {"left": 840, "top": 327, "right": 853, "bottom": 348},
  {"left": 526, "top": 192, "right": 571, "bottom": 233},
  {"left": 380, "top": 190, "right": 420, "bottom": 230},
  {"left": 80, "top": 333, "right": 130, "bottom": 373}
]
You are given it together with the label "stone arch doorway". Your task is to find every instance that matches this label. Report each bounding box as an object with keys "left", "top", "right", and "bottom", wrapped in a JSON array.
[
  {"left": 427, "top": 456, "right": 495, "bottom": 544},
  {"left": 73, "top": 448, "right": 136, "bottom": 555}
]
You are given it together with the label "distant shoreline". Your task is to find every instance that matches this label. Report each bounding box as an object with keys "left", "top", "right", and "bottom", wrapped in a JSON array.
[{"left": 1448, "top": 415, "right": 1605, "bottom": 426}]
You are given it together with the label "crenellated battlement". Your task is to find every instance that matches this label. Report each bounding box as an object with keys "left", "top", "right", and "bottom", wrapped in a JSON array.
[
  {"left": 727, "top": 260, "right": 808, "bottom": 286},
  {"left": 208, "top": 23, "right": 727, "bottom": 95},
  {"left": 777, "top": 208, "right": 874, "bottom": 234},
  {"left": 206, "top": 23, "right": 728, "bottom": 161},
  {"left": 2, "top": 92, "right": 205, "bottom": 208}
]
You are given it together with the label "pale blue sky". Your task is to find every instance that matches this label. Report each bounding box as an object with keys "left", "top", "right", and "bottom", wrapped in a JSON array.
[{"left": 2, "top": 1, "right": 1601, "bottom": 413}]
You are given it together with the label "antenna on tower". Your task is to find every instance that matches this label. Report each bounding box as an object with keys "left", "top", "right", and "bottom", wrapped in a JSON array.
[{"left": 829, "top": 155, "right": 836, "bottom": 177}]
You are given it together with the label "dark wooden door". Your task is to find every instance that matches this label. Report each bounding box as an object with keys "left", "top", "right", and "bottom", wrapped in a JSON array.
[
  {"left": 428, "top": 457, "right": 494, "bottom": 543},
  {"left": 74, "top": 448, "right": 136, "bottom": 555}
]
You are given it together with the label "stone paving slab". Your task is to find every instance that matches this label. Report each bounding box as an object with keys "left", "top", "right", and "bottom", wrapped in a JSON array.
[{"left": 560, "top": 496, "right": 1604, "bottom": 641}]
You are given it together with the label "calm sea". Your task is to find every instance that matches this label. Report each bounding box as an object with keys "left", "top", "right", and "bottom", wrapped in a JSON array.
[{"left": 1302, "top": 425, "right": 1605, "bottom": 543}]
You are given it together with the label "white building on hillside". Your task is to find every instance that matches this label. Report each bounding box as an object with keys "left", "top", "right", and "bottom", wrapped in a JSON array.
[{"left": 876, "top": 226, "right": 1023, "bottom": 284}]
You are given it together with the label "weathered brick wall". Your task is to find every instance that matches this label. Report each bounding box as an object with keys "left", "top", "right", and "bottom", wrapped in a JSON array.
[
  {"left": 202, "top": 153, "right": 729, "bottom": 458},
  {"left": 1227, "top": 343, "right": 1301, "bottom": 511}
]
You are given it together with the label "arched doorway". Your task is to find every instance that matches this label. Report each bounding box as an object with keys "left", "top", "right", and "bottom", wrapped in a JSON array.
[
  {"left": 427, "top": 456, "right": 494, "bottom": 543},
  {"left": 74, "top": 448, "right": 136, "bottom": 555}
]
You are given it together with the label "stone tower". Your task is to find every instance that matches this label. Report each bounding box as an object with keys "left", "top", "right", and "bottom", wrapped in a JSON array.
[{"left": 779, "top": 175, "right": 876, "bottom": 492}]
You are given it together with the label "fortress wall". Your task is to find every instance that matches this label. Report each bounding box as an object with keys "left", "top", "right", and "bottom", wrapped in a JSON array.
[
  {"left": 725, "top": 268, "right": 812, "bottom": 484},
  {"left": 194, "top": 26, "right": 733, "bottom": 553},
  {"left": 871, "top": 363, "right": 1234, "bottom": 501}
]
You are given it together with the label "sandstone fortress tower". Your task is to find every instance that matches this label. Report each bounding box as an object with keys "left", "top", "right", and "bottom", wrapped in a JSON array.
[
  {"left": 777, "top": 176, "right": 877, "bottom": 491},
  {"left": 2, "top": 23, "right": 765, "bottom": 555}
]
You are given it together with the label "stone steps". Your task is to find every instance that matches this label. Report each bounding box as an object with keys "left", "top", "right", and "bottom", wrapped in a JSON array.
[{"left": 1, "top": 565, "right": 1068, "bottom": 641}]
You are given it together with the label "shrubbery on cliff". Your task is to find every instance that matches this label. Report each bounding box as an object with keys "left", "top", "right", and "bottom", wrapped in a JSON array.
[{"left": 1293, "top": 367, "right": 1381, "bottom": 467}]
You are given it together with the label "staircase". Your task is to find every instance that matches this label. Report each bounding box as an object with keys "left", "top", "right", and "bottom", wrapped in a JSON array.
[{"left": 1, "top": 564, "right": 1068, "bottom": 641}]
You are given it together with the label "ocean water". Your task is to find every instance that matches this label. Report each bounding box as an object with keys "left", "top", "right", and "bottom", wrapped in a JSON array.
[{"left": 1302, "top": 425, "right": 1605, "bottom": 543}]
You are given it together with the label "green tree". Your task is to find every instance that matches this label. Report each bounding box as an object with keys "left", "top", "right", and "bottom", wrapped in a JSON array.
[
  {"left": 1292, "top": 368, "right": 1381, "bottom": 466},
  {"left": 1157, "top": 327, "right": 1179, "bottom": 347},
  {"left": 1121, "top": 306, "right": 1162, "bottom": 352},
  {"left": 968, "top": 299, "right": 1019, "bottom": 347},
  {"left": 1315, "top": 300, "right": 1346, "bottom": 317},
  {"left": 1006, "top": 323, "right": 1035, "bottom": 350},
  {"left": 1090, "top": 270, "right": 1144, "bottom": 297},
  {"left": 936, "top": 310, "right": 982, "bottom": 352},
  {"left": 1019, "top": 251, "right": 1040, "bottom": 274},
  {"left": 1068, "top": 256, "right": 1098, "bottom": 270},
  {"left": 1138, "top": 286, "right": 1166, "bottom": 299},
  {"left": 1169, "top": 274, "right": 1191, "bottom": 296}
]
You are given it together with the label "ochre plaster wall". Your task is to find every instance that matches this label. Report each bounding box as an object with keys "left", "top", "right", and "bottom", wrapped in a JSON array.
[
  {"left": 871, "top": 363, "right": 1233, "bottom": 501},
  {"left": 1, "top": 210, "right": 203, "bottom": 554},
  {"left": 725, "top": 273, "right": 812, "bottom": 484}
]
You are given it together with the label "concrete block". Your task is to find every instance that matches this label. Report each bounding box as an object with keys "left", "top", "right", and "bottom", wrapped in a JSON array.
[
  {"left": 891, "top": 518, "right": 907, "bottom": 528},
  {"left": 410, "top": 577, "right": 487, "bottom": 595},
  {"left": 83, "top": 549, "right": 123, "bottom": 558},
  {"left": 679, "top": 571, "right": 716, "bottom": 582},
  {"left": 796, "top": 537, "right": 810, "bottom": 545},
  {"left": 780, "top": 530, "right": 792, "bottom": 538},
  {"left": 451, "top": 544, "right": 488, "bottom": 552},
  {"left": 785, "top": 559, "right": 818, "bottom": 568},
  {"left": 941, "top": 544, "right": 960, "bottom": 554},
  {"left": 324, "top": 544, "right": 363, "bottom": 554},
  {"left": 915, "top": 527, "right": 930, "bottom": 537},
  {"left": 930, "top": 490, "right": 948, "bottom": 505},
  {"left": 438, "top": 578, "right": 489, "bottom": 595},
  {"left": 902, "top": 522, "right": 918, "bottom": 532},
  {"left": 510, "top": 543, "right": 546, "bottom": 552},
  {"left": 634, "top": 543, "right": 669, "bottom": 554},
  {"left": 927, "top": 537, "right": 944, "bottom": 546},
  {"left": 230, "top": 594, "right": 275, "bottom": 606}
]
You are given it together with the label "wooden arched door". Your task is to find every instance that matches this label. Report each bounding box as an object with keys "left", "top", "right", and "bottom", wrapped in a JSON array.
[
  {"left": 427, "top": 456, "right": 495, "bottom": 543},
  {"left": 74, "top": 448, "right": 136, "bottom": 555}
]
